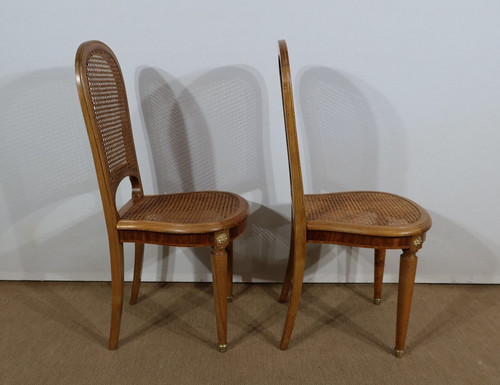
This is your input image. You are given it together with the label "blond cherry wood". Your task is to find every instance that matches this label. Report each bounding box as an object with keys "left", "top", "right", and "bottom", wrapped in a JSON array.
[
  {"left": 75, "top": 40, "right": 249, "bottom": 351},
  {"left": 277, "top": 40, "right": 432, "bottom": 357}
]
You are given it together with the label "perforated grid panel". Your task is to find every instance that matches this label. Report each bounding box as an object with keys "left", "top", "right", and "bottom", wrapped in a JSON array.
[
  {"left": 85, "top": 49, "right": 138, "bottom": 191},
  {"left": 305, "top": 191, "right": 421, "bottom": 226},
  {"left": 120, "top": 191, "right": 243, "bottom": 224}
]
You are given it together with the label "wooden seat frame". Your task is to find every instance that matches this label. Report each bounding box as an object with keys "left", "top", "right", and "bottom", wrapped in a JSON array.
[
  {"left": 277, "top": 40, "right": 432, "bottom": 357},
  {"left": 75, "top": 40, "right": 249, "bottom": 352}
]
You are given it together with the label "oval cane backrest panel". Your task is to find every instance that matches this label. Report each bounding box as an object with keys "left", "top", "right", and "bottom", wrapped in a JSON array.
[{"left": 76, "top": 41, "right": 141, "bottom": 205}]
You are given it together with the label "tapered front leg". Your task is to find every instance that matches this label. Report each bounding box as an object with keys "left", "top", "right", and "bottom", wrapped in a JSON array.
[
  {"left": 211, "top": 230, "right": 229, "bottom": 352},
  {"left": 130, "top": 243, "right": 144, "bottom": 305},
  {"left": 108, "top": 240, "right": 124, "bottom": 350},
  {"left": 395, "top": 236, "right": 423, "bottom": 357},
  {"left": 373, "top": 249, "right": 386, "bottom": 305},
  {"left": 226, "top": 242, "right": 233, "bottom": 302}
]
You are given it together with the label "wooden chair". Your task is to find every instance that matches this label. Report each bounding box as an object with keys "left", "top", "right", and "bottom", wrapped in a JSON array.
[
  {"left": 75, "top": 40, "right": 249, "bottom": 352},
  {"left": 277, "top": 40, "right": 432, "bottom": 357}
]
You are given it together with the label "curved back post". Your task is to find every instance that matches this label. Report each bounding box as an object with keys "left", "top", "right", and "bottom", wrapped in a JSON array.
[{"left": 278, "top": 40, "right": 306, "bottom": 237}]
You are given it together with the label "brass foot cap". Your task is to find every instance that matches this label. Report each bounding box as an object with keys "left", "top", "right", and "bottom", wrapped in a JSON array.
[
  {"left": 394, "top": 349, "right": 404, "bottom": 358},
  {"left": 373, "top": 298, "right": 381, "bottom": 305},
  {"left": 218, "top": 344, "right": 227, "bottom": 353},
  {"left": 227, "top": 296, "right": 233, "bottom": 303}
]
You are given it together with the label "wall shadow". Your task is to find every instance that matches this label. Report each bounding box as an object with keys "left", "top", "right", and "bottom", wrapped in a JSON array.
[
  {"left": 296, "top": 67, "right": 499, "bottom": 283},
  {"left": 298, "top": 66, "right": 380, "bottom": 192},
  {"left": 137, "top": 66, "right": 289, "bottom": 282},
  {"left": 296, "top": 66, "right": 408, "bottom": 281}
]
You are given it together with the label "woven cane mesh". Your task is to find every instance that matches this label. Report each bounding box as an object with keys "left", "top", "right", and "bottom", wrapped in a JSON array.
[
  {"left": 85, "top": 49, "right": 138, "bottom": 192},
  {"left": 305, "top": 191, "right": 421, "bottom": 227},
  {"left": 120, "top": 192, "right": 243, "bottom": 224}
]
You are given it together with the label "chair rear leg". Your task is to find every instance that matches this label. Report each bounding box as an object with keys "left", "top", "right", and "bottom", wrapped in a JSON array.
[
  {"left": 373, "top": 248, "right": 386, "bottom": 305},
  {"left": 279, "top": 225, "right": 296, "bottom": 302},
  {"left": 108, "top": 241, "right": 125, "bottom": 350},
  {"left": 211, "top": 231, "right": 229, "bottom": 352},
  {"left": 280, "top": 240, "right": 306, "bottom": 350},
  {"left": 226, "top": 242, "right": 233, "bottom": 302},
  {"left": 130, "top": 243, "right": 144, "bottom": 305},
  {"left": 395, "top": 236, "right": 422, "bottom": 357}
]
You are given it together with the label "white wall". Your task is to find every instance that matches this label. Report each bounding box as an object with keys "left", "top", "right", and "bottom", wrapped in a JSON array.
[{"left": 1, "top": 1, "right": 500, "bottom": 283}]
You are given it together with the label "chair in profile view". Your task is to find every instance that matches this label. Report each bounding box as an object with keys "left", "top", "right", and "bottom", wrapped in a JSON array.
[
  {"left": 277, "top": 40, "right": 432, "bottom": 357},
  {"left": 75, "top": 40, "right": 249, "bottom": 352}
]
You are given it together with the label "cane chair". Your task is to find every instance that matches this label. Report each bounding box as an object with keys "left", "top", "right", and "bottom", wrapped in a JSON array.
[
  {"left": 277, "top": 40, "right": 432, "bottom": 357},
  {"left": 75, "top": 40, "right": 249, "bottom": 352}
]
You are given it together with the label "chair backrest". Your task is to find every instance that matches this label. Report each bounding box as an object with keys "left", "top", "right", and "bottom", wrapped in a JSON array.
[
  {"left": 75, "top": 41, "right": 143, "bottom": 229},
  {"left": 278, "top": 40, "right": 306, "bottom": 234}
]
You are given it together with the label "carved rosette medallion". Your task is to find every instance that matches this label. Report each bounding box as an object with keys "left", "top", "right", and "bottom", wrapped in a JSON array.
[{"left": 215, "top": 231, "right": 229, "bottom": 249}]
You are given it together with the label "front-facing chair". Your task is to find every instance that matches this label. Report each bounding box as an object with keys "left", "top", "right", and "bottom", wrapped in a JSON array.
[
  {"left": 277, "top": 40, "right": 432, "bottom": 357},
  {"left": 75, "top": 40, "right": 249, "bottom": 352}
]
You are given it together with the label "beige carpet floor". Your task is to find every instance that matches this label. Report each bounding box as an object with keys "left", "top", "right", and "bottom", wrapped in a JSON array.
[{"left": 1, "top": 282, "right": 499, "bottom": 384}]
